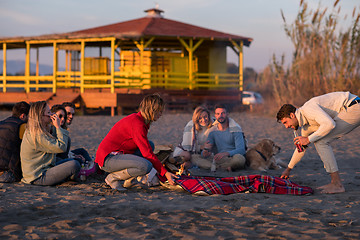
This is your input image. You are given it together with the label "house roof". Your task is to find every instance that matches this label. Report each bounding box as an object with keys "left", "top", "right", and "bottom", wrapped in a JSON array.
[
  {"left": 0, "top": 9, "right": 252, "bottom": 47},
  {"left": 67, "top": 16, "right": 252, "bottom": 46}
]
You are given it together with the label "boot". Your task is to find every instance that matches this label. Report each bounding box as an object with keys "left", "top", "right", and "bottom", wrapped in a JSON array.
[
  {"left": 104, "top": 169, "right": 131, "bottom": 191},
  {"left": 105, "top": 173, "right": 127, "bottom": 191},
  {"left": 105, "top": 169, "right": 138, "bottom": 191},
  {"left": 123, "top": 177, "right": 137, "bottom": 188}
]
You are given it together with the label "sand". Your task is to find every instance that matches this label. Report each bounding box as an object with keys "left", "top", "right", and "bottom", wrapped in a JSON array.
[{"left": 0, "top": 110, "right": 359, "bottom": 239}]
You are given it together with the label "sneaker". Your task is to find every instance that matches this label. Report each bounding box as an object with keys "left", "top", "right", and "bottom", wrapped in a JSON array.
[{"left": 0, "top": 171, "right": 17, "bottom": 183}]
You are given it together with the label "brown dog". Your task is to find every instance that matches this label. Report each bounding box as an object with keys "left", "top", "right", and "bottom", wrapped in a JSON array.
[{"left": 245, "top": 139, "right": 284, "bottom": 171}]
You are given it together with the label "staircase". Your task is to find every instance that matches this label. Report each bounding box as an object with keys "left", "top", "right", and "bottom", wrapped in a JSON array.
[
  {"left": 0, "top": 92, "right": 55, "bottom": 104},
  {"left": 47, "top": 89, "right": 81, "bottom": 107}
]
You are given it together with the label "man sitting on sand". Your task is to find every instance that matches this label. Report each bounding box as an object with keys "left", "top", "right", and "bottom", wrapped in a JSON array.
[
  {"left": 197, "top": 104, "right": 246, "bottom": 171},
  {"left": 62, "top": 102, "right": 75, "bottom": 127},
  {"left": 0, "top": 101, "right": 30, "bottom": 182},
  {"left": 277, "top": 91, "right": 360, "bottom": 194},
  {"left": 61, "top": 102, "right": 93, "bottom": 164}
]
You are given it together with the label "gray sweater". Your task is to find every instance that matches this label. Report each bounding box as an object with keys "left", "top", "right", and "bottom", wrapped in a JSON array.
[{"left": 20, "top": 127, "right": 69, "bottom": 184}]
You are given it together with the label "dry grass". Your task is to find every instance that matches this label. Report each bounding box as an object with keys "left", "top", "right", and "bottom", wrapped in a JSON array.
[{"left": 257, "top": 0, "right": 360, "bottom": 108}]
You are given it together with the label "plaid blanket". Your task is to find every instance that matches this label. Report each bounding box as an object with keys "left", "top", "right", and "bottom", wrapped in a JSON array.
[{"left": 175, "top": 175, "right": 313, "bottom": 195}]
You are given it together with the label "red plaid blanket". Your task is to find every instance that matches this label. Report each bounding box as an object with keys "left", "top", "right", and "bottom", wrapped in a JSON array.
[{"left": 175, "top": 175, "right": 313, "bottom": 195}]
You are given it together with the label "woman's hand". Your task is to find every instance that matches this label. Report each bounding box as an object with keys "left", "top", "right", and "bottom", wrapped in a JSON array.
[
  {"left": 51, "top": 114, "right": 61, "bottom": 129},
  {"left": 165, "top": 171, "right": 179, "bottom": 185}
]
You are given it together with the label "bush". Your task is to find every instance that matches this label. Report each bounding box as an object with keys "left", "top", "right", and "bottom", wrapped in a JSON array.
[{"left": 260, "top": 0, "right": 360, "bottom": 107}]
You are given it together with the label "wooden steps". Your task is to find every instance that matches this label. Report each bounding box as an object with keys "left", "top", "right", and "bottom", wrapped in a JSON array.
[
  {"left": 0, "top": 92, "right": 55, "bottom": 104},
  {"left": 47, "top": 89, "right": 81, "bottom": 107}
]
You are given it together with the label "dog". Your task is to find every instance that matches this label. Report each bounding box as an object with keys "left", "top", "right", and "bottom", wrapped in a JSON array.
[{"left": 245, "top": 139, "right": 286, "bottom": 171}]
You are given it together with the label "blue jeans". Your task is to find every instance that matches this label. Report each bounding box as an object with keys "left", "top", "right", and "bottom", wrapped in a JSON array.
[
  {"left": 101, "top": 154, "right": 152, "bottom": 177},
  {"left": 101, "top": 141, "right": 155, "bottom": 177},
  {"left": 32, "top": 160, "right": 80, "bottom": 186}
]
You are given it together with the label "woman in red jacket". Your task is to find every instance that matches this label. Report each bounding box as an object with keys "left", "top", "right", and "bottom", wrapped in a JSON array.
[{"left": 95, "top": 94, "right": 178, "bottom": 191}]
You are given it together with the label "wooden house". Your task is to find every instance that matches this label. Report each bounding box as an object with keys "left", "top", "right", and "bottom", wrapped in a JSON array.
[{"left": 0, "top": 8, "right": 253, "bottom": 115}]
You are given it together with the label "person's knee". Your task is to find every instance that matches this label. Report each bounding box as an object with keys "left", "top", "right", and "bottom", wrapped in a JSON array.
[
  {"left": 69, "top": 160, "right": 81, "bottom": 173},
  {"left": 232, "top": 154, "right": 246, "bottom": 169},
  {"left": 138, "top": 160, "right": 152, "bottom": 175},
  {"left": 314, "top": 138, "right": 332, "bottom": 147},
  {"left": 182, "top": 151, "right": 191, "bottom": 161}
]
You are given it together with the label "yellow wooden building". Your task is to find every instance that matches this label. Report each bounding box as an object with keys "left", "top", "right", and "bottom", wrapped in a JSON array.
[{"left": 0, "top": 8, "right": 252, "bottom": 114}]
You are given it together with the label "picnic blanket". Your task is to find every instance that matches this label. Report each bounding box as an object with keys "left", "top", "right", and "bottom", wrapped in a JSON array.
[{"left": 175, "top": 175, "right": 313, "bottom": 195}]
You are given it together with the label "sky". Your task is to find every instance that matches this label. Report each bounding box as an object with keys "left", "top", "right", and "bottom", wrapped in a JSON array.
[{"left": 0, "top": 0, "right": 359, "bottom": 71}]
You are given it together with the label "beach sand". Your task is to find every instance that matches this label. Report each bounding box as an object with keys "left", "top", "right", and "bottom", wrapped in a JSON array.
[{"left": 0, "top": 110, "right": 359, "bottom": 239}]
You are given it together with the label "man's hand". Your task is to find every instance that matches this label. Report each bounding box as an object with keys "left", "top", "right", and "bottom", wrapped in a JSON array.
[
  {"left": 214, "top": 152, "right": 229, "bottom": 161},
  {"left": 294, "top": 136, "right": 310, "bottom": 146},
  {"left": 280, "top": 167, "right": 292, "bottom": 179},
  {"left": 165, "top": 171, "right": 179, "bottom": 185}
]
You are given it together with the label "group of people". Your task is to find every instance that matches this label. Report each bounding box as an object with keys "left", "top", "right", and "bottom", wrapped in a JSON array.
[
  {"left": 171, "top": 104, "right": 247, "bottom": 172},
  {"left": 0, "top": 101, "right": 91, "bottom": 186},
  {"left": 1, "top": 91, "right": 359, "bottom": 194}
]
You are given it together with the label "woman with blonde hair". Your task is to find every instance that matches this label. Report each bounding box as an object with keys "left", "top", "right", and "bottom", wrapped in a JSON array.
[
  {"left": 95, "top": 94, "right": 178, "bottom": 191},
  {"left": 172, "top": 105, "right": 214, "bottom": 169},
  {"left": 20, "top": 101, "right": 80, "bottom": 185}
]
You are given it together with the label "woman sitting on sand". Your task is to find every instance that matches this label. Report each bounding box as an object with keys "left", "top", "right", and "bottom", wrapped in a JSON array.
[
  {"left": 95, "top": 94, "right": 178, "bottom": 191},
  {"left": 20, "top": 101, "right": 80, "bottom": 185},
  {"left": 171, "top": 106, "right": 214, "bottom": 169}
]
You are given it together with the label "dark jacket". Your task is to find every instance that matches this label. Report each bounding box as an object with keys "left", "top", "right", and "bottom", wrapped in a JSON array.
[{"left": 0, "top": 116, "right": 25, "bottom": 180}]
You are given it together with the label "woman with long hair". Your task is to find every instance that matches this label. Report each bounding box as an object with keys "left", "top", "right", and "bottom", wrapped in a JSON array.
[
  {"left": 95, "top": 94, "right": 178, "bottom": 191},
  {"left": 50, "top": 104, "right": 67, "bottom": 129},
  {"left": 20, "top": 101, "right": 80, "bottom": 185},
  {"left": 172, "top": 106, "right": 214, "bottom": 169}
]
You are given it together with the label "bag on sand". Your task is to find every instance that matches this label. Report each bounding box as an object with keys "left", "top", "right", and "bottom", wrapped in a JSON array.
[{"left": 79, "top": 159, "right": 97, "bottom": 177}]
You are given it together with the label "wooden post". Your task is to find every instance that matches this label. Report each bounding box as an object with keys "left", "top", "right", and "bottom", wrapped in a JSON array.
[
  {"left": 178, "top": 38, "right": 203, "bottom": 90},
  {"left": 53, "top": 42, "right": 57, "bottom": 93},
  {"left": 239, "top": 41, "right": 243, "bottom": 92},
  {"left": 65, "top": 50, "right": 68, "bottom": 72},
  {"left": 230, "top": 40, "right": 244, "bottom": 91},
  {"left": 25, "top": 42, "right": 30, "bottom": 93},
  {"left": 111, "top": 38, "right": 115, "bottom": 93},
  {"left": 36, "top": 48, "right": 39, "bottom": 91},
  {"left": 189, "top": 39, "right": 193, "bottom": 90},
  {"left": 134, "top": 37, "right": 155, "bottom": 88},
  {"left": 2, "top": 43, "right": 6, "bottom": 92},
  {"left": 80, "top": 41, "right": 85, "bottom": 93}
]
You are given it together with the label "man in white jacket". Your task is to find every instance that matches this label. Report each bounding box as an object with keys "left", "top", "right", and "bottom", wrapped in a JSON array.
[{"left": 276, "top": 91, "right": 360, "bottom": 194}]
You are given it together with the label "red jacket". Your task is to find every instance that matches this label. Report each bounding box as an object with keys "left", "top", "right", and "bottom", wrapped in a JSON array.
[{"left": 95, "top": 112, "right": 167, "bottom": 176}]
